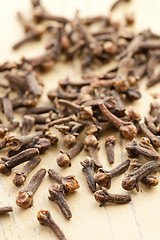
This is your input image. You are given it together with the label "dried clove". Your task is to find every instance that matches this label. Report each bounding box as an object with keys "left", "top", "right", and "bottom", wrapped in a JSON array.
[
  {"left": 95, "top": 159, "right": 130, "bottom": 188},
  {"left": 21, "top": 115, "right": 35, "bottom": 135},
  {"left": 105, "top": 136, "right": 116, "bottom": 164},
  {"left": 48, "top": 169, "right": 79, "bottom": 194},
  {"left": 94, "top": 188, "right": 131, "bottom": 206},
  {"left": 48, "top": 184, "right": 72, "bottom": 220},
  {"left": 130, "top": 159, "right": 159, "bottom": 188},
  {"left": 13, "top": 156, "right": 41, "bottom": 187},
  {"left": 37, "top": 210, "right": 67, "bottom": 240},
  {"left": 0, "top": 148, "right": 39, "bottom": 174},
  {"left": 125, "top": 138, "right": 160, "bottom": 159},
  {"left": 16, "top": 168, "right": 46, "bottom": 208},
  {"left": 98, "top": 103, "right": 137, "bottom": 139},
  {"left": 122, "top": 161, "right": 160, "bottom": 191},
  {"left": 80, "top": 157, "right": 97, "bottom": 193},
  {"left": 56, "top": 142, "right": 84, "bottom": 167},
  {"left": 140, "top": 123, "right": 160, "bottom": 147},
  {"left": 0, "top": 206, "right": 13, "bottom": 215},
  {"left": 85, "top": 135, "right": 102, "bottom": 168}
]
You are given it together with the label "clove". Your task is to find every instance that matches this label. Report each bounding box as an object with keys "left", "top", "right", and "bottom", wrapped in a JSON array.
[
  {"left": 95, "top": 159, "right": 130, "bottom": 188},
  {"left": 105, "top": 136, "right": 116, "bottom": 164},
  {"left": 16, "top": 168, "right": 46, "bottom": 208},
  {"left": 48, "top": 184, "right": 72, "bottom": 220},
  {"left": 80, "top": 157, "right": 97, "bottom": 193},
  {"left": 94, "top": 188, "right": 131, "bottom": 206},
  {"left": 48, "top": 169, "right": 79, "bottom": 194}
]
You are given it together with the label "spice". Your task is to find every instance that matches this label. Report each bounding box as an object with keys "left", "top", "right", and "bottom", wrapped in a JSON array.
[
  {"left": 122, "top": 161, "right": 160, "bottom": 191},
  {"left": 48, "top": 169, "right": 80, "bottom": 194},
  {"left": 56, "top": 142, "right": 84, "bottom": 167},
  {"left": 16, "top": 168, "right": 46, "bottom": 208},
  {"left": 95, "top": 159, "right": 130, "bottom": 188},
  {"left": 0, "top": 206, "right": 13, "bottom": 215},
  {"left": 94, "top": 188, "right": 131, "bottom": 206},
  {"left": 85, "top": 135, "right": 102, "bottom": 168},
  {"left": 105, "top": 136, "right": 116, "bottom": 164},
  {"left": 0, "top": 148, "right": 39, "bottom": 174},
  {"left": 48, "top": 184, "right": 72, "bottom": 220},
  {"left": 98, "top": 103, "right": 137, "bottom": 139},
  {"left": 13, "top": 156, "right": 41, "bottom": 187},
  {"left": 37, "top": 210, "right": 67, "bottom": 240},
  {"left": 80, "top": 157, "right": 97, "bottom": 193}
]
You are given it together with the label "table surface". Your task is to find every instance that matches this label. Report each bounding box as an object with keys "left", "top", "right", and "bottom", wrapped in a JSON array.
[{"left": 0, "top": 0, "right": 160, "bottom": 240}]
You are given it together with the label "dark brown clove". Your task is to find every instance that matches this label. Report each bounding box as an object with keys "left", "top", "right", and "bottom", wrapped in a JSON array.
[
  {"left": 16, "top": 168, "right": 46, "bottom": 208},
  {"left": 130, "top": 159, "right": 159, "bottom": 188},
  {"left": 37, "top": 210, "right": 67, "bottom": 240},
  {"left": 13, "top": 156, "right": 41, "bottom": 187},
  {"left": 48, "top": 115, "right": 77, "bottom": 127},
  {"left": 0, "top": 148, "right": 39, "bottom": 174},
  {"left": 80, "top": 157, "right": 96, "bottom": 193},
  {"left": 85, "top": 135, "right": 102, "bottom": 168},
  {"left": 6, "top": 131, "right": 43, "bottom": 151},
  {"left": 98, "top": 103, "right": 137, "bottom": 139},
  {"left": 21, "top": 115, "right": 35, "bottom": 135},
  {"left": 48, "top": 184, "right": 72, "bottom": 220},
  {"left": 140, "top": 123, "right": 160, "bottom": 147},
  {"left": 95, "top": 159, "right": 130, "bottom": 188},
  {"left": 0, "top": 206, "right": 13, "bottom": 215},
  {"left": 2, "top": 89, "right": 14, "bottom": 122},
  {"left": 94, "top": 188, "right": 131, "bottom": 206},
  {"left": 122, "top": 161, "right": 160, "bottom": 191},
  {"left": 48, "top": 169, "right": 79, "bottom": 194},
  {"left": 105, "top": 136, "right": 116, "bottom": 164},
  {"left": 56, "top": 142, "right": 84, "bottom": 167},
  {"left": 125, "top": 138, "right": 160, "bottom": 159}
]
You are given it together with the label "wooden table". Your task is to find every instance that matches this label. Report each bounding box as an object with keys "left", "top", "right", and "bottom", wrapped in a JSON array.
[{"left": 0, "top": 0, "right": 160, "bottom": 239}]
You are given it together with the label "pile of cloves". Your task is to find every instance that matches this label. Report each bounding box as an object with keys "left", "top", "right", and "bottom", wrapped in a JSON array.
[{"left": 0, "top": 0, "right": 160, "bottom": 239}]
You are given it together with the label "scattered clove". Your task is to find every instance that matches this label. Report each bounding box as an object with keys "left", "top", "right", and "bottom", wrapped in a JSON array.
[
  {"left": 0, "top": 206, "right": 13, "bottom": 215},
  {"left": 95, "top": 159, "right": 130, "bottom": 188},
  {"left": 48, "top": 184, "right": 72, "bottom": 220},
  {"left": 56, "top": 142, "right": 84, "bottom": 167},
  {"left": 105, "top": 136, "right": 116, "bottom": 164},
  {"left": 80, "top": 157, "right": 97, "bottom": 193},
  {"left": 94, "top": 188, "right": 131, "bottom": 206},
  {"left": 16, "top": 168, "right": 46, "bottom": 208},
  {"left": 37, "top": 210, "right": 67, "bottom": 240},
  {"left": 48, "top": 169, "right": 80, "bottom": 194}
]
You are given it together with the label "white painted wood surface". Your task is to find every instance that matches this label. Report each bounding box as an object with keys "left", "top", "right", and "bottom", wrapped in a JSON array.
[{"left": 0, "top": 0, "right": 160, "bottom": 239}]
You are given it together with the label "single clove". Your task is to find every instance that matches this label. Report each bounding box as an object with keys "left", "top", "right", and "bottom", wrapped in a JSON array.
[
  {"left": 37, "top": 210, "right": 67, "bottom": 240},
  {"left": 98, "top": 103, "right": 137, "bottom": 139},
  {"left": 94, "top": 188, "right": 131, "bottom": 206},
  {"left": 85, "top": 135, "right": 102, "bottom": 168},
  {"left": 56, "top": 142, "right": 84, "bottom": 167},
  {"left": 122, "top": 161, "right": 160, "bottom": 191},
  {"left": 130, "top": 159, "right": 159, "bottom": 188},
  {"left": 95, "top": 159, "right": 130, "bottom": 188},
  {"left": 0, "top": 148, "right": 39, "bottom": 174},
  {"left": 140, "top": 123, "right": 160, "bottom": 147},
  {"left": 48, "top": 169, "right": 80, "bottom": 194},
  {"left": 16, "top": 168, "right": 46, "bottom": 208},
  {"left": 80, "top": 157, "right": 97, "bottom": 193},
  {"left": 13, "top": 156, "right": 41, "bottom": 187},
  {"left": 105, "top": 136, "right": 116, "bottom": 164},
  {"left": 48, "top": 184, "right": 72, "bottom": 220}
]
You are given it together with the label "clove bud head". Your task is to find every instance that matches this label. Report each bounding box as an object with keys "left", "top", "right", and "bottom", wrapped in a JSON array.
[
  {"left": 78, "top": 106, "right": 93, "bottom": 120},
  {"left": 13, "top": 172, "right": 26, "bottom": 187},
  {"left": 120, "top": 124, "right": 137, "bottom": 139},
  {"left": 62, "top": 176, "right": 80, "bottom": 193},
  {"left": 85, "top": 135, "right": 99, "bottom": 148},
  {"left": 37, "top": 210, "right": 51, "bottom": 226},
  {"left": 64, "top": 134, "right": 77, "bottom": 148},
  {"left": 56, "top": 152, "right": 71, "bottom": 167},
  {"left": 16, "top": 191, "right": 33, "bottom": 208},
  {"left": 95, "top": 170, "right": 111, "bottom": 189},
  {"left": 121, "top": 176, "right": 137, "bottom": 190}
]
